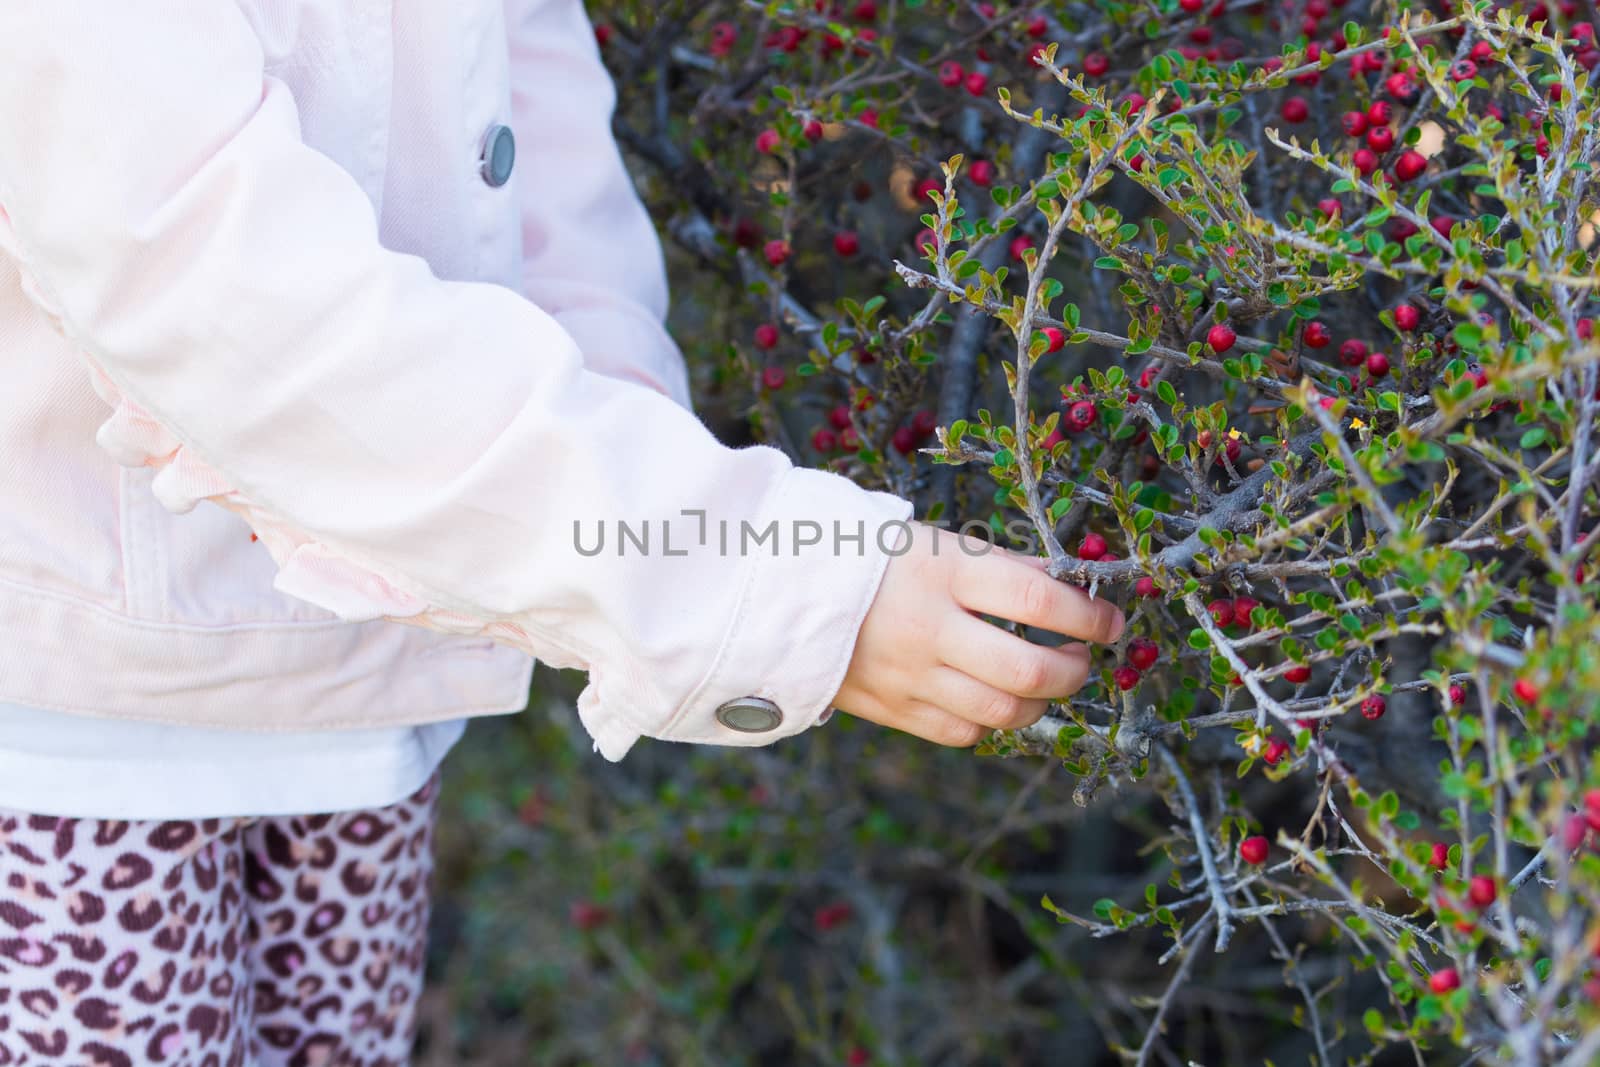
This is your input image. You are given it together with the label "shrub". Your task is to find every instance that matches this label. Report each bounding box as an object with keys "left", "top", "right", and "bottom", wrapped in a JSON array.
[{"left": 566, "top": 1, "right": 1600, "bottom": 1062}]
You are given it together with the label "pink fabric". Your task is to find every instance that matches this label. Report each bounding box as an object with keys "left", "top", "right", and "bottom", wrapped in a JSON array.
[{"left": 0, "top": 1, "right": 911, "bottom": 760}]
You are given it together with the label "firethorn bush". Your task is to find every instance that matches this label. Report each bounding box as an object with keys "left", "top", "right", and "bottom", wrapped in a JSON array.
[{"left": 437, "top": 0, "right": 1600, "bottom": 1064}]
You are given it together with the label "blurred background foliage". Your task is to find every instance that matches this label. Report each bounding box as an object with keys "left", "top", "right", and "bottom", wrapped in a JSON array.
[{"left": 417, "top": 671, "right": 1340, "bottom": 1066}]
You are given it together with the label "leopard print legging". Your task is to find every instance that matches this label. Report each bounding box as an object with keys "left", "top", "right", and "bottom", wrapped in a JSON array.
[{"left": 0, "top": 773, "right": 438, "bottom": 1067}]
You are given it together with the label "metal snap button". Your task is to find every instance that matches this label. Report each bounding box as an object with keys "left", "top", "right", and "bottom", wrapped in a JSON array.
[
  {"left": 480, "top": 124, "right": 516, "bottom": 187},
  {"left": 714, "top": 697, "right": 783, "bottom": 733}
]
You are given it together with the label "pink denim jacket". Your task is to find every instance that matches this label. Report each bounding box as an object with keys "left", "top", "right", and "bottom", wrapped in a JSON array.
[{"left": 0, "top": 1, "right": 912, "bottom": 761}]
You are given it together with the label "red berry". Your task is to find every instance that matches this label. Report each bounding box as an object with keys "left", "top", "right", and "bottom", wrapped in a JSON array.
[
  {"left": 911, "top": 409, "right": 937, "bottom": 438},
  {"left": 1207, "top": 598, "right": 1234, "bottom": 626},
  {"left": 1281, "top": 96, "right": 1310, "bottom": 123},
  {"left": 814, "top": 901, "right": 854, "bottom": 931},
  {"left": 1366, "top": 125, "right": 1395, "bottom": 153},
  {"left": 1449, "top": 683, "right": 1466, "bottom": 706},
  {"left": 964, "top": 70, "right": 989, "bottom": 96},
  {"left": 1180, "top": 0, "right": 1205, "bottom": 11},
  {"left": 594, "top": 23, "right": 614, "bottom": 47},
  {"left": 1341, "top": 110, "right": 1370, "bottom": 136},
  {"left": 1263, "top": 736, "right": 1291, "bottom": 765},
  {"left": 764, "top": 239, "right": 791, "bottom": 266},
  {"left": 1393, "top": 150, "right": 1426, "bottom": 183},
  {"left": 1360, "top": 694, "right": 1387, "bottom": 720},
  {"left": 802, "top": 120, "right": 824, "bottom": 143},
  {"left": 1079, "top": 532, "right": 1109, "bottom": 561},
  {"left": 1561, "top": 812, "right": 1587, "bottom": 857},
  {"left": 1467, "top": 875, "right": 1497, "bottom": 908},
  {"left": 1429, "top": 841, "right": 1450, "bottom": 870},
  {"left": 1207, "top": 324, "right": 1238, "bottom": 353},
  {"left": 754, "top": 323, "right": 780, "bottom": 350},
  {"left": 1428, "top": 968, "right": 1461, "bottom": 994},
  {"left": 570, "top": 901, "right": 612, "bottom": 930},
  {"left": 1367, "top": 100, "right": 1393, "bottom": 125},
  {"left": 1585, "top": 788, "right": 1600, "bottom": 816},
  {"left": 829, "top": 404, "right": 852, "bottom": 431},
  {"left": 859, "top": 108, "right": 879, "bottom": 128},
  {"left": 1449, "top": 58, "right": 1478, "bottom": 82},
  {"left": 1285, "top": 665, "right": 1312, "bottom": 684},
  {"left": 1083, "top": 52, "right": 1109, "bottom": 77},
  {"left": 834, "top": 230, "right": 860, "bottom": 257},
  {"left": 915, "top": 177, "right": 941, "bottom": 202},
  {"left": 1010, "top": 234, "right": 1036, "bottom": 260},
  {"left": 914, "top": 227, "right": 937, "bottom": 255},
  {"left": 811, "top": 428, "right": 838, "bottom": 452},
  {"left": 847, "top": 1049, "right": 870, "bottom": 1067},
  {"left": 1239, "top": 836, "right": 1270, "bottom": 864},
  {"left": 1338, "top": 338, "right": 1368, "bottom": 366},
  {"left": 1135, "top": 576, "right": 1159, "bottom": 598},
  {"left": 1470, "top": 40, "right": 1494, "bottom": 63},
  {"left": 1128, "top": 637, "right": 1160, "bottom": 671},
  {"left": 761, "top": 366, "right": 786, "bottom": 390},
  {"left": 1302, "top": 321, "right": 1331, "bottom": 348},
  {"left": 939, "top": 60, "right": 965, "bottom": 87},
  {"left": 1393, "top": 304, "right": 1421, "bottom": 331},
  {"left": 1065, "top": 399, "right": 1098, "bottom": 432},
  {"left": 853, "top": 0, "right": 877, "bottom": 20},
  {"left": 1512, "top": 677, "right": 1540, "bottom": 703},
  {"left": 1025, "top": 14, "right": 1049, "bottom": 36},
  {"left": 1232, "top": 597, "right": 1259, "bottom": 628},
  {"left": 891, "top": 426, "right": 917, "bottom": 455},
  {"left": 1384, "top": 71, "right": 1418, "bottom": 102},
  {"left": 1317, "top": 197, "right": 1342, "bottom": 219},
  {"left": 1043, "top": 326, "right": 1066, "bottom": 353},
  {"left": 1579, "top": 318, "right": 1593, "bottom": 341},
  {"left": 1112, "top": 666, "right": 1142, "bottom": 691},
  {"left": 1353, "top": 148, "right": 1380, "bottom": 176},
  {"left": 709, "top": 21, "right": 738, "bottom": 57},
  {"left": 1366, "top": 352, "right": 1391, "bottom": 378},
  {"left": 969, "top": 159, "right": 995, "bottom": 186},
  {"left": 840, "top": 427, "right": 861, "bottom": 450}
]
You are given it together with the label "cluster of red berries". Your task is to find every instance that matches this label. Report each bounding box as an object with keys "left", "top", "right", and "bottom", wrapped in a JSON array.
[
  {"left": 1112, "top": 636, "right": 1160, "bottom": 692},
  {"left": 1205, "top": 595, "right": 1260, "bottom": 631},
  {"left": 892, "top": 410, "right": 939, "bottom": 456},
  {"left": 1078, "top": 532, "right": 1118, "bottom": 563},
  {"left": 810, "top": 404, "right": 935, "bottom": 457},
  {"left": 1339, "top": 97, "right": 1425, "bottom": 184}
]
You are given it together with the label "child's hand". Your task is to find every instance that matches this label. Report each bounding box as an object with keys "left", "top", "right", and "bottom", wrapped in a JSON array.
[{"left": 831, "top": 524, "right": 1124, "bottom": 747}]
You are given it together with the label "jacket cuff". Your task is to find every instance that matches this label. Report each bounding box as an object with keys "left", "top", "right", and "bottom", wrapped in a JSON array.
[{"left": 577, "top": 465, "right": 914, "bottom": 761}]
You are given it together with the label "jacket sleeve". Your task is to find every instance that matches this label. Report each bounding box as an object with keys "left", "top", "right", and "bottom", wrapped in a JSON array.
[
  {"left": 0, "top": 3, "right": 912, "bottom": 761},
  {"left": 504, "top": 0, "right": 692, "bottom": 409}
]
